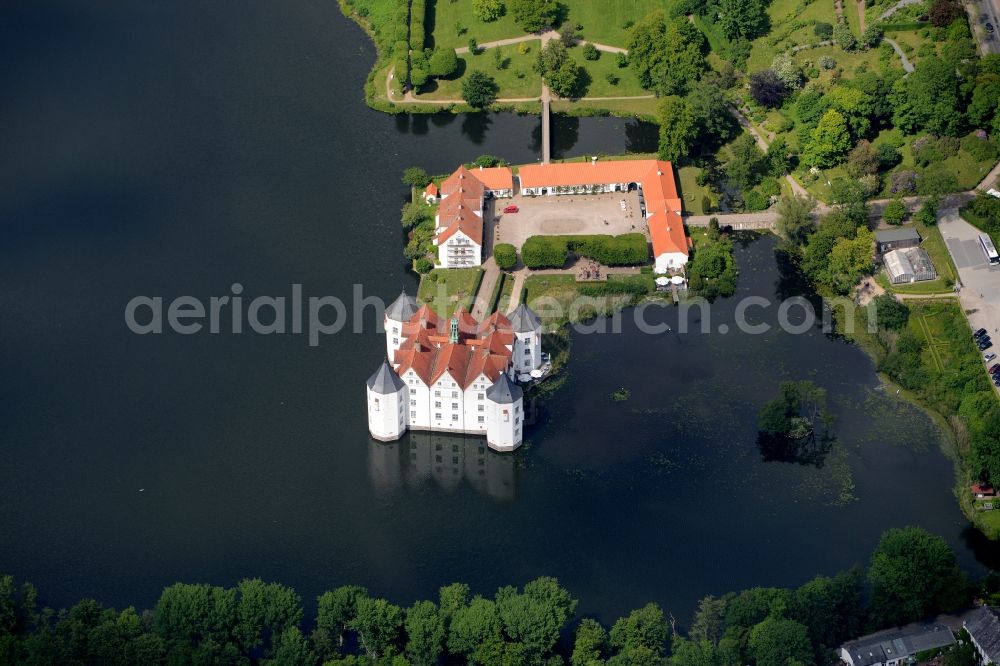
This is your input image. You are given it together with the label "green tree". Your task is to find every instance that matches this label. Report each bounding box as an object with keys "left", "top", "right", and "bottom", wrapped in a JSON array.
[
  {"left": 776, "top": 196, "right": 817, "bottom": 246},
  {"left": 672, "top": 636, "right": 720, "bottom": 666},
  {"left": 870, "top": 294, "right": 910, "bottom": 331},
  {"left": 496, "top": 577, "right": 577, "bottom": 663},
  {"left": 510, "top": 0, "right": 558, "bottom": 32},
  {"left": 535, "top": 39, "right": 569, "bottom": 76},
  {"left": 915, "top": 195, "right": 940, "bottom": 225},
  {"left": 827, "top": 226, "right": 875, "bottom": 293},
  {"left": 892, "top": 57, "right": 964, "bottom": 136},
  {"left": 402, "top": 201, "right": 435, "bottom": 229},
  {"left": 234, "top": 578, "right": 302, "bottom": 654},
  {"left": 847, "top": 140, "right": 879, "bottom": 178},
  {"left": 718, "top": 0, "right": 768, "bottom": 40},
  {"left": 405, "top": 601, "right": 444, "bottom": 666},
  {"left": 428, "top": 48, "right": 459, "bottom": 78},
  {"left": 803, "top": 109, "right": 852, "bottom": 168},
  {"left": 352, "top": 597, "right": 403, "bottom": 660},
  {"left": 688, "top": 78, "right": 738, "bottom": 149},
  {"left": 271, "top": 626, "right": 317, "bottom": 665},
  {"left": 747, "top": 617, "right": 813, "bottom": 666},
  {"left": 690, "top": 595, "right": 729, "bottom": 646},
  {"left": 572, "top": 618, "right": 607, "bottom": 665},
  {"left": 402, "top": 166, "right": 431, "bottom": 188},
  {"left": 789, "top": 568, "right": 865, "bottom": 653},
  {"left": 438, "top": 583, "right": 470, "bottom": 629},
  {"left": 547, "top": 60, "right": 582, "bottom": 98},
  {"left": 448, "top": 596, "right": 503, "bottom": 660},
  {"left": 472, "top": 0, "right": 505, "bottom": 22},
  {"left": 626, "top": 11, "right": 707, "bottom": 96},
  {"left": 494, "top": 243, "right": 518, "bottom": 269},
  {"left": 462, "top": 70, "right": 499, "bottom": 108},
  {"left": 725, "top": 133, "right": 766, "bottom": 190},
  {"left": 882, "top": 199, "right": 907, "bottom": 226},
  {"left": 609, "top": 603, "right": 670, "bottom": 663},
  {"left": 868, "top": 527, "right": 969, "bottom": 627},
  {"left": 154, "top": 583, "right": 237, "bottom": 647},
  {"left": 656, "top": 96, "right": 697, "bottom": 162},
  {"left": 316, "top": 585, "right": 368, "bottom": 652}
]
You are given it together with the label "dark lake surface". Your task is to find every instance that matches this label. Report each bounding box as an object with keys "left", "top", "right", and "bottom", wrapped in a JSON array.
[{"left": 0, "top": 0, "right": 994, "bottom": 624}]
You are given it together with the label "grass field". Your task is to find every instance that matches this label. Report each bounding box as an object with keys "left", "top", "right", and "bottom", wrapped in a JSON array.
[
  {"left": 677, "top": 165, "right": 718, "bottom": 214},
  {"left": 568, "top": 47, "right": 647, "bottom": 98},
  {"left": 426, "top": 0, "right": 679, "bottom": 51},
  {"left": 417, "top": 45, "right": 542, "bottom": 100},
  {"left": 417, "top": 267, "right": 484, "bottom": 317},
  {"left": 551, "top": 97, "right": 659, "bottom": 119},
  {"left": 745, "top": 0, "right": 840, "bottom": 72},
  {"left": 521, "top": 273, "right": 655, "bottom": 326}
]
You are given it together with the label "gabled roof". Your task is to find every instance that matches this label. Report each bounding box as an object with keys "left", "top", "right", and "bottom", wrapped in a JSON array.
[
  {"left": 473, "top": 166, "right": 514, "bottom": 191},
  {"left": 425, "top": 182, "right": 439, "bottom": 197},
  {"left": 508, "top": 304, "right": 541, "bottom": 333},
  {"left": 486, "top": 373, "right": 522, "bottom": 404},
  {"left": 965, "top": 606, "right": 1000, "bottom": 664},
  {"left": 436, "top": 166, "right": 486, "bottom": 247},
  {"left": 876, "top": 227, "right": 921, "bottom": 243},
  {"left": 367, "top": 360, "right": 406, "bottom": 394},
  {"left": 649, "top": 208, "right": 688, "bottom": 258},
  {"left": 386, "top": 291, "right": 419, "bottom": 322}
]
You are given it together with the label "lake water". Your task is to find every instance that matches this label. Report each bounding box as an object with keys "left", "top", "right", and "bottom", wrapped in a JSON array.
[{"left": 0, "top": 0, "right": 993, "bottom": 623}]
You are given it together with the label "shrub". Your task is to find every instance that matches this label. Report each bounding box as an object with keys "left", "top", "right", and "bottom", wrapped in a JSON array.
[
  {"left": 521, "top": 234, "right": 649, "bottom": 268},
  {"left": 814, "top": 22, "right": 834, "bottom": 39},
  {"left": 583, "top": 43, "right": 600, "bottom": 60},
  {"left": 472, "top": 0, "right": 505, "bottom": 22},
  {"left": 429, "top": 48, "right": 459, "bottom": 78},
  {"left": 414, "top": 257, "right": 434, "bottom": 273},
  {"left": 883, "top": 199, "right": 908, "bottom": 225},
  {"left": 577, "top": 280, "right": 650, "bottom": 297},
  {"left": 522, "top": 236, "right": 569, "bottom": 268},
  {"left": 744, "top": 189, "right": 770, "bottom": 211},
  {"left": 834, "top": 23, "right": 857, "bottom": 51},
  {"left": 468, "top": 37, "right": 479, "bottom": 54},
  {"left": 962, "top": 134, "right": 999, "bottom": 161},
  {"left": 819, "top": 55, "right": 836, "bottom": 69},
  {"left": 615, "top": 52, "right": 628, "bottom": 68},
  {"left": 494, "top": 243, "right": 517, "bottom": 269},
  {"left": 605, "top": 73, "right": 619, "bottom": 85}
]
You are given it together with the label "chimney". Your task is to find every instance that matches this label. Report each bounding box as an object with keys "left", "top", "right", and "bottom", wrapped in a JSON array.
[{"left": 591, "top": 156, "right": 597, "bottom": 165}]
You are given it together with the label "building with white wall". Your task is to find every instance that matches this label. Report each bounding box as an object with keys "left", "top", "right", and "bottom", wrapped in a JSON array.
[
  {"left": 367, "top": 293, "right": 542, "bottom": 451},
  {"left": 433, "top": 165, "right": 513, "bottom": 268}
]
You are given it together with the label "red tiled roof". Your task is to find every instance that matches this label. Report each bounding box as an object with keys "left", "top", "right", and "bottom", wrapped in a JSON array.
[
  {"left": 473, "top": 166, "right": 514, "bottom": 191},
  {"left": 425, "top": 182, "right": 439, "bottom": 196},
  {"left": 392, "top": 304, "right": 515, "bottom": 389},
  {"left": 436, "top": 166, "right": 487, "bottom": 246},
  {"left": 972, "top": 484, "right": 997, "bottom": 495}
]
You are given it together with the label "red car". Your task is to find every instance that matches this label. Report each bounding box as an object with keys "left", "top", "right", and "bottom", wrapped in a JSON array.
[
  {"left": 503, "top": 205, "right": 519, "bottom": 214},
  {"left": 990, "top": 364, "right": 1000, "bottom": 375}
]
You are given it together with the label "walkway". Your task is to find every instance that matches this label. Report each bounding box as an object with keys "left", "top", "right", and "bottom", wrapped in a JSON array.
[
  {"left": 729, "top": 105, "right": 811, "bottom": 199},
  {"left": 686, "top": 212, "right": 779, "bottom": 229},
  {"left": 884, "top": 38, "right": 915, "bottom": 73},
  {"left": 470, "top": 257, "right": 501, "bottom": 320},
  {"left": 878, "top": 0, "right": 922, "bottom": 20}
]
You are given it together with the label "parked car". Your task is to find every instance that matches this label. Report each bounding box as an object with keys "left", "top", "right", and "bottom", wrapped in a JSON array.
[
  {"left": 503, "top": 205, "right": 519, "bottom": 214},
  {"left": 988, "top": 22, "right": 995, "bottom": 32},
  {"left": 990, "top": 364, "right": 1000, "bottom": 374},
  {"left": 975, "top": 328, "right": 988, "bottom": 338},
  {"left": 980, "top": 340, "right": 994, "bottom": 351},
  {"left": 987, "top": 353, "right": 998, "bottom": 363}
]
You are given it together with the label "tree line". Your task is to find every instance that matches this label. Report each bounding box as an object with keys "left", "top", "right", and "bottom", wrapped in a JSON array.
[{"left": 1, "top": 527, "right": 995, "bottom": 665}]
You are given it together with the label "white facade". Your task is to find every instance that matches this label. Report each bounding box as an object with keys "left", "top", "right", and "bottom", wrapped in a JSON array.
[
  {"left": 655, "top": 251, "right": 688, "bottom": 274},
  {"left": 437, "top": 230, "right": 482, "bottom": 268},
  {"left": 486, "top": 386, "right": 522, "bottom": 451},
  {"left": 521, "top": 182, "right": 631, "bottom": 196},
  {"left": 513, "top": 330, "right": 541, "bottom": 374},
  {"left": 366, "top": 379, "right": 407, "bottom": 442}
]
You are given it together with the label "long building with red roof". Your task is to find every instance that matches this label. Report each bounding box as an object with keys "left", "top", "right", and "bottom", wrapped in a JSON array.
[
  {"left": 432, "top": 165, "right": 514, "bottom": 268},
  {"left": 367, "top": 291, "right": 543, "bottom": 451}
]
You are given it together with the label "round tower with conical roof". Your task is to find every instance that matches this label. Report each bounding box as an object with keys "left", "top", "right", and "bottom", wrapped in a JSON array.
[
  {"left": 509, "top": 303, "right": 543, "bottom": 375},
  {"left": 367, "top": 360, "right": 408, "bottom": 441},
  {"left": 485, "top": 373, "right": 524, "bottom": 451},
  {"left": 384, "top": 291, "right": 418, "bottom": 360}
]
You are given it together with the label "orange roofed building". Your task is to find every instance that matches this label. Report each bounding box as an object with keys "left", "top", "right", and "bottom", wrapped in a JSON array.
[
  {"left": 518, "top": 159, "right": 688, "bottom": 273},
  {"left": 433, "top": 165, "right": 513, "bottom": 269},
  {"left": 367, "top": 291, "right": 543, "bottom": 452}
]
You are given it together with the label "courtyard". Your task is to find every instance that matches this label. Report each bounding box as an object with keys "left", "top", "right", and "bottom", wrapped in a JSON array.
[{"left": 489, "top": 190, "right": 648, "bottom": 249}]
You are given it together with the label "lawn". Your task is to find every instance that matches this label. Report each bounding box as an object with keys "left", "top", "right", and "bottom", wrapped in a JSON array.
[
  {"left": 417, "top": 267, "right": 484, "bottom": 317},
  {"left": 551, "top": 97, "right": 659, "bottom": 120},
  {"left": 745, "top": 0, "right": 840, "bottom": 72},
  {"left": 494, "top": 272, "right": 517, "bottom": 314},
  {"left": 521, "top": 273, "right": 655, "bottom": 327},
  {"left": 678, "top": 165, "right": 718, "bottom": 215},
  {"left": 427, "top": 0, "right": 680, "bottom": 51},
  {"left": 417, "top": 45, "right": 542, "bottom": 100},
  {"left": 568, "top": 47, "right": 647, "bottom": 98}
]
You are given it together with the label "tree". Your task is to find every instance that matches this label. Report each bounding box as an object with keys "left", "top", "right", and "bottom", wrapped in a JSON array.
[
  {"left": 688, "top": 79, "right": 738, "bottom": 149},
  {"left": 690, "top": 595, "right": 729, "bottom": 646},
  {"left": 827, "top": 226, "right": 875, "bottom": 293},
  {"left": 803, "top": 109, "right": 852, "bottom": 168},
  {"left": 626, "top": 11, "right": 707, "bottom": 96},
  {"left": 725, "top": 133, "right": 766, "bottom": 190},
  {"left": 496, "top": 578, "right": 577, "bottom": 662},
  {"left": 915, "top": 195, "right": 940, "bottom": 225},
  {"left": 316, "top": 585, "right": 368, "bottom": 650},
  {"left": 404, "top": 601, "right": 444, "bottom": 666},
  {"left": 749, "top": 69, "right": 788, "bottom": 107},
  {"left": 861, "top": 22, "right": 884, "bottom": 49},
  {"left": 789, "top": 568, "right": 865, "bottom": 652},
  {"left": 547, "top": 60, "right": 582, "bottom": 98},
  {"left": 494, "top": 243, "right": 518, "bottom": 269},
  {"left": 771, "top": 53, "right": 801, "bottom": 89},
  {"left": 882, "top": 199, "right": 907, "bottom": 226},
  {"left": 154, "top": 583, "right": 237, "bottom": 647},
  {"left": 352, "top": 597, "right": 403, "bottom": 659},
  {"left": 609, "top": 603, "right": 670, "bottom": 663},
  {"left": 929, "top": 0, "right": 964, "bottom": 26},
  {"left": 462, "top": 70, "right": 499, "bottom": 108},
  {"left": 583, "top": 43, "right": 600, "bottom": 60},
  {"left": 572, "top": 618, "right": 607, "bottom": 665},
  {"left": 892, "top": 57, "right": 963, "bottom": 136},
  {"left": 428, "top": 48, "right": 459, "bottom": 78},
  {"left": 448, "top": 596, "right": 503, "bottom": 660},
  {"left": 718, "top": 0, "right": 769, "bottom": 40},
  {"left": 402, "top": 201, "right": 434, "bottom": 229},
  {"left": 777, "top": 196, "right": 817, "bottom": 245},
  {"left": 234, "top": 578, "right": 302, "bottom": 654},
  {"left": 868, "top": 527, "right": 969, "bottom": 627},
  {"left": 847, "top": 140, "right": 879, "bottom": 178},
  {"left": 870, "top": 294, "right": 910, "bottom": 331},
  {"left": 747, "top": 617, "right": 813, "bottom": 666},
  {"left": 834, "top": 23, "right": 857, "bottom": 51},
  {"left": 510, "top": 0, "right": 558, "bottom": 32},
  {"left": 472, "top": 0, "right": 505, "bottom": 22},
  {"left": 271, "top": 627, "right": 317, "bottom": 666},
  {"left": 402, "top": 166, "right": 431, "bottom": 188},
  {"left": 766, "top": 136, "right": 792, "bottom": 176},
  {"left": 657, "top": 96, "right": 697, "bottom": 162}
]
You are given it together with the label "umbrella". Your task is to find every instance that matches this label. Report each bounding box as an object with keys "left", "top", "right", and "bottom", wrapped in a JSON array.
[
  {"left": 671, "top": 275, "right": 685, "bottom": 285},
  {"left": 654, "top": 277, "right": 670, "bottom": 286}
]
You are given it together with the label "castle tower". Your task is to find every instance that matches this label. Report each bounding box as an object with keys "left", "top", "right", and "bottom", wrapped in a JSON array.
[
  {"left": 485, "top": 373, "right": 524, "bottom": 451},
  {"left": 509, "top": 304, "right": 543, "bottom": 374},
  {"left": 384, "top": 291, "right": 418, "bottom": 360},
  {"left": 366, "top": 360, "right": 408, "bottom": 442}
]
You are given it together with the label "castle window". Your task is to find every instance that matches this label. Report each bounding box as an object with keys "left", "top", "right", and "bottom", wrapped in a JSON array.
[
  {"left": 478, "top": 405, "right": 484, "bottom": 412},
  {"left": 436, "top": 455, "right": 442, "bottom": 463},
  {"left": 452, "top": 391, "right": 458, "bottom": 398},
  {"left": 434, "top": 401, "right": 441, "bottom": 408},
  {"left": 410, "top": 411, "right": 416, "bottom": 419},
  {"left": 410, "top": 388, "right": 416, "bottom": 395},
  {"left": 410, "top": 400, "right": 416, "bottom": 406},
  {"left": 451, "top": 414, "right": 459, "bottom": 421},
  {"left": 392, "top": 327, "right": 398, "bottom": 334},
  {"left": 434, "top": 390, "right": 441, "bottom": 397},
  {"left": 451, "top": 403, "right": 458, "bottom": 410},
  {"left": 393, "top": 338, "right": 398, "bottom": 345},
  {"left": 503, "top": 410, "right": 509, "bottom": 422},
  {"left": 478, "top": 393, "right": 484, "bottom": 400},
  {"left": 373, "top": 398, "right": 379, "bottom": 412},
  {"left": 523, "top": 349, "right": 531, "bottom": 356},
  {"left": 478, "top": 416, "right": 485, "bottom": 423},
  {"left": 435, "top": 413, "right": 441, "bottom": 420},
  {"left": 515, "top": 405, "right": 520, "bottom": 414},
  {"left": 515, "top": 417, "right": 520, "bottom": 425}
]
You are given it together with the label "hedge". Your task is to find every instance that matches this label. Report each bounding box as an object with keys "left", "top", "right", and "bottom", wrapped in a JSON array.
[
  {"left": 521, "top": 234, "right": 649, "bottom": 269},
  {"left": 494, "top": 243, "right": 518, "bottom": 270},
  {"left": 409, "top": 0, "right": 426, "bottom": 51}
]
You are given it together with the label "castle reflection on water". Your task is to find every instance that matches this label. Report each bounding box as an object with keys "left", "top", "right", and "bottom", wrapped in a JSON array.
[{"left": 368, "top": 431, "right": 518, "bottom": 501}]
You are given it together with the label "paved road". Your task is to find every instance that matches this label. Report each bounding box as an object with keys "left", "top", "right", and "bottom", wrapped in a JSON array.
[
  {"left": 884, "top": 38, "right": 915, "bottom": 73},
  {"left": 470, "top": 258, "right": 501, "bottom": 320},
  {"left": 937, "top": 198, "right": 1000, "bottom": 392},
  {"left": 966, "top": 0, "right": 1000, "bottom": 54},
  {"left": 686, "top": 212, "right": 778, "bottom": 229}
]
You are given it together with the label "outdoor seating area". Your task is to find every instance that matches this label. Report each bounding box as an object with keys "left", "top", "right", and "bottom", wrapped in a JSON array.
[{"left": 577, "top": 260, "right": 604, "bottom": 282}]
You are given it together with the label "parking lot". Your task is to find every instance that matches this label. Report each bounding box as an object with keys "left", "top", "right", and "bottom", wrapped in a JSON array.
[{"left": 491, "top": 191, "right": 648, "bottom": 248}]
